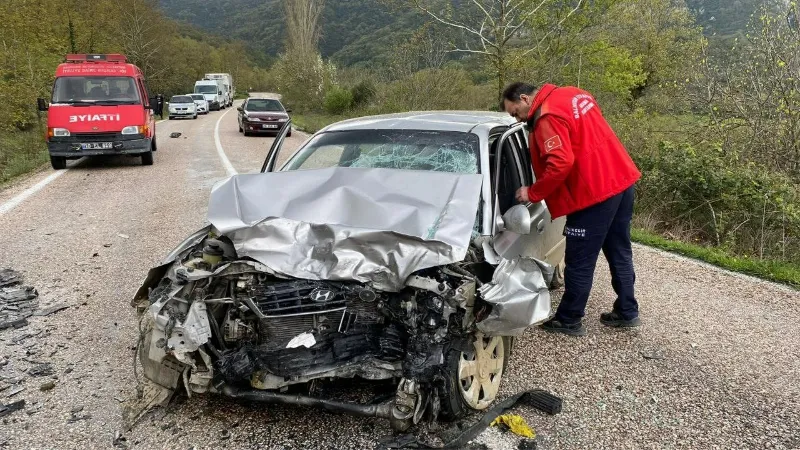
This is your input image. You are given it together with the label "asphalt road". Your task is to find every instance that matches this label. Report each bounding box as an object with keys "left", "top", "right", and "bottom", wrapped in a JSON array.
[{"left": 0, "top": 98, "right": 798, "bottom": 449}]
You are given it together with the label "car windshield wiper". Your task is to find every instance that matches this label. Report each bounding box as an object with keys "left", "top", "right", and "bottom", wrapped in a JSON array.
[
  {"left": 93, "top": 100, "right": 139, "bottom": 105},
  {"left": 57, "top": 100, "right": 95, "bottom": 106}
]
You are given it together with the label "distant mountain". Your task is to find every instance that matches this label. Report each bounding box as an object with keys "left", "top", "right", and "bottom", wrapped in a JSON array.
[
  {"left": 686, "top": 0, "right": 784, "bottom": 36},
  {"left": 159, "top": 0, "right": 424, "bottom": 67},
  {"left": 160, "top": 0, "right": 785, "bottom": 66}
]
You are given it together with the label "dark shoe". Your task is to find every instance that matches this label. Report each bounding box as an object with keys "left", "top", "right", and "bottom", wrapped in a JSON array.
[
  {"left": 600, "top": 311, "right": 641, "bottom": 328},
  {"left": 540, "top": 318, "right": 587, "bottom": 336}
]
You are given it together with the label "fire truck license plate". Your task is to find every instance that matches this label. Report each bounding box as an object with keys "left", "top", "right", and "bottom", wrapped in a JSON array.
[
  {"left": 262, "top": 124, "right": 278, "bottom": 129},
  {"left": 81, "top": 142, "right": 113, "bottom": 150}
]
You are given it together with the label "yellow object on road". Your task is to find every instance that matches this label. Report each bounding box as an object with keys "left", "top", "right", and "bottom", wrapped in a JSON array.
[{"left": 490, "top": 414, "right": 536, "bottom": 438}]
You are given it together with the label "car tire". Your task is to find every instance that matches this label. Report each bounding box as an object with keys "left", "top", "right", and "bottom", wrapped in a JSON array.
[
  {"left": 50, "top": 156, "right": 66, "bottom": 170},
  {"left": 193, "top": 114, "right": 198, "bottom": 119},
  {"left": 244, "top": 131, "right": 251, "bottom": 137},
  {"left": 238, "top": 123, "right": 243, "bottom": 133},
  {"left": 287, "top": 127, "right": 292, "bottom": 137},
  {"left": 152, "top": 136, "right": 157, "bottom": 152},
  {"left": 168, "top": 116, "right": 174, "bottom": 120},
  {"left": 141, "top": 149, "right": 154, "bottom": 166},
  {"left": 439, "top": 333, "right": 510, "bottom": 421}
]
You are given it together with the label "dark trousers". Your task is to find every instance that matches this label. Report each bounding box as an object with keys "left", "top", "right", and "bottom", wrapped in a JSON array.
[{"left": 555, "top": 185, "right": 638, "bottom": 324}]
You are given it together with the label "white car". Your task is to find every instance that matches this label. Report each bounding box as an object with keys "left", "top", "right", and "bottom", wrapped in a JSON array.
[
  {"left": 189, "top": 94, "right": 209, "bottom": 115},
  {"left": 168, "top": 95, "right": 198, "bottom": 120}
]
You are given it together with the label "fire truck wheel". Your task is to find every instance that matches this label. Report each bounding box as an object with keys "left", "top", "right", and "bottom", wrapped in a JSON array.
[
  {"left": 141, "top": 150, "right": 154, "bottom": 166},
  {"left": 50, "top": 156, "right": 66, "bottom": 170}
]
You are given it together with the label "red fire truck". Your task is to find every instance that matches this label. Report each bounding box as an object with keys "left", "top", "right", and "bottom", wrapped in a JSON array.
[{"left": 37, "top": 54, "right": 158, "bottom": 169}]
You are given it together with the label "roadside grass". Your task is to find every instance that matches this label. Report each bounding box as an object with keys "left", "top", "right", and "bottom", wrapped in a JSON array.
[
  {"left": 0, "top": 129, "right": 49, "bottom": 185},
  {"left": 632, "top": 228, "right": 800, "bottom": 288},
  {"left": 290, "top": 112, "right": 347, "bottom": 134}
]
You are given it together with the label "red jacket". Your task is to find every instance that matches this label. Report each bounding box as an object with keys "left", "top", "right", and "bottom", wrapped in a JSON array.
[{"left": 525, "top": 84, "right": 641, "bottom": 218}]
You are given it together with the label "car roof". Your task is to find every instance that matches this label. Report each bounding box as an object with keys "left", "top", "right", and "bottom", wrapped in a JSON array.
[{"left": 320, "top": 111, "right": 516, "bottom": 133}]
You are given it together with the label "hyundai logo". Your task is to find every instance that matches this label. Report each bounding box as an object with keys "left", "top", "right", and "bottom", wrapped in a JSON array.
[{"left": 309, "top": 288, "right": 335, "bottom": 303}]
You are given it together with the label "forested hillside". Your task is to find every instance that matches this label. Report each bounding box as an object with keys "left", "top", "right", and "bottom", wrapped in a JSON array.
[
  {"left": 686, "top": 0, "right": 783, "bottom": 36},
  {"left": 161, "top": 0, "right": 782, "bottom": 66},
  {"left": 159, "top": 0, "right": 425, "bottom": 67}
]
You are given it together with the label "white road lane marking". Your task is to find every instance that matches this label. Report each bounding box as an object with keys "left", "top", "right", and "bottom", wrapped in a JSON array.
[
  {"left": 213, "top": 107, "right": 238, "bottom": 176},
  {"left": 0, "top": 118, "right": 168, "bottom": 217},
  {"left": 0, "top": 171, "right": 69, "bottom": 217}
]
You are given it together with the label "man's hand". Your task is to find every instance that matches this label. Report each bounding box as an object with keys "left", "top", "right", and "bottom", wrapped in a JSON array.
[{"left": 515, "top": 186, "right": 530, "bottom": 203}]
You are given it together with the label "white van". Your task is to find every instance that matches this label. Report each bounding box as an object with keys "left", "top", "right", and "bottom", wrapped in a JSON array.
[
  {"left": 204, "top": 73, "right": 234, "bottom": 107},
  {"left": 194, "top": 80, "right": 225, "bottom": 111}
]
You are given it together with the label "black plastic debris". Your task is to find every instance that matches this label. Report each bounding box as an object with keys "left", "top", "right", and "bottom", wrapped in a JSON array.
[
  {"left": 379, "top": 389, "right": 562, "bottom": 449},
  {"left": 518, "top": 439, "right": 538, "bottom": 450},
  {"left": 169, "top": 132, "right": 181, "bottom": 138},
  {"left": 0, "top": 270, "right": 39, "bottom": 330},
  {"left": 0, "top": 400, "right": 25, "bottom": 418},
  {"left": 27, "top": 363, "right": 54, "bottom": 377}
]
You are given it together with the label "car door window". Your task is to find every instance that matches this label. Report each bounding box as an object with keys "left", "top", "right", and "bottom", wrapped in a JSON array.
[
  {"left": 511, "top": 130, "right": 534, "bottom": 185},
  {"left": 493, "top": 130, "right": 526, "bottom": 216},
  {"left": 292, "top": 144, "right": 346, "bottom": 170}
]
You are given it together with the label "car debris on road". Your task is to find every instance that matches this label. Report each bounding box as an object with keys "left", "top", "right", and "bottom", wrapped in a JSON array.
[{"left": 0, "top": 269, "right": 39, "bottom": 330}]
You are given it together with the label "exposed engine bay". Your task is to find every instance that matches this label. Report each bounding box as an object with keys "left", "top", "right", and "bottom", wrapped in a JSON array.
[{"left": 136, "top": 232, "right": 513, "bottom": 428}]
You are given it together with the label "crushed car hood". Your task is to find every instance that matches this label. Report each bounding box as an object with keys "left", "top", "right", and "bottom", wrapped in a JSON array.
[{"left": 207, "top": 167, "right": 483, "bottom": 291}]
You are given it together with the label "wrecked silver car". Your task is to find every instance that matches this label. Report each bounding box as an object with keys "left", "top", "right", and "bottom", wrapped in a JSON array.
[{"left": 132, "top": 112, "right": 566, "bottom": 430}]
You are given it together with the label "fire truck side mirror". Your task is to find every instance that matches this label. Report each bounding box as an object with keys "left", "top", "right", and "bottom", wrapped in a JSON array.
[{"left": 37, "top": 98, "right": 48, "bottom": 112}]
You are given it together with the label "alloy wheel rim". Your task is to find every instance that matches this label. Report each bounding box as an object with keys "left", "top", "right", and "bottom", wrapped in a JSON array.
[{"left": 458, "top": 333, "right": 504, "bottom": 409}]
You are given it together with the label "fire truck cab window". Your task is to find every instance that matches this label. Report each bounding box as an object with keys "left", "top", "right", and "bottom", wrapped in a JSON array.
[{"left": 52, "top": 76, "right": 140, "bottom": 104}]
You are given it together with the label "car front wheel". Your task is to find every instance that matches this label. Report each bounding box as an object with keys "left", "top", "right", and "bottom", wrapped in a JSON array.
[
  {"left": 50, "top": 156, "right": 66, "bottom": 170},
  {"left": 141, "top": 149, "right": 154, "bottom": 166},
  {"left": 439, "top": 333, "right": 510, "bottom": 421}
]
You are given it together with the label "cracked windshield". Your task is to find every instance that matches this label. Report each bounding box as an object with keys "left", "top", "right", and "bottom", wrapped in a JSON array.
[{"left": 285, "top": 130, "right": 480, "bottom": 173}]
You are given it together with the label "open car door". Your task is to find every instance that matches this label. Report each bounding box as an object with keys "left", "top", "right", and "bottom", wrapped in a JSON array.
[
  {"left": 260, "top": 120, "right": 292, "bottom": 173},
  {"left": 491, "top": 124, "right": 566, "bottom": 267}
]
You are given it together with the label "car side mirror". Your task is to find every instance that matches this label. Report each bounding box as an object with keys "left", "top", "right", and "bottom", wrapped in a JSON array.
[
  {"left": 37, "top": 98, "right": 48, "bottom": 111},
  {"left": 237, "top": 107, "right": 243, "bottom": 112},
  {"left": 497, "top": 204, "right": 532, "bottom": 235}
]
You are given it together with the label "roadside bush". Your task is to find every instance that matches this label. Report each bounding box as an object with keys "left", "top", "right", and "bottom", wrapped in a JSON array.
[
  {"left": 381, "top": 67, "right": 474, "bottom": 112},
  {"left": 271, "top": 52, "right": 337, "bottom": 112},
  {"left": 634, "top": 141, "right": 800, "bottom": 261},
  {"left": 350, "top": 80, "right": 376, "bottom": 107},
  {"left": 0, "top": 130, "right": 48, "bottom": 184},
  {"left": 323, "top": 86, "right": 354, "bottom": 115}
]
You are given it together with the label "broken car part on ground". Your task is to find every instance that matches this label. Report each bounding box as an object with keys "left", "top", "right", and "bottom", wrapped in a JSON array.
[{"left": 0, "top": 269, "right": 39, "bottom": 330}]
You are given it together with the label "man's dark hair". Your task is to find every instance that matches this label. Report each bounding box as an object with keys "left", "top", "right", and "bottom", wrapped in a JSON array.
[{"left": 501, "top": 82, "right": 537, "bottom": 102}]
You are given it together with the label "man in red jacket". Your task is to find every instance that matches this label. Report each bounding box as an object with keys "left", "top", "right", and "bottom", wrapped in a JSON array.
[{"left": 502, "top": 82, "right": 642, "bottom": 336}]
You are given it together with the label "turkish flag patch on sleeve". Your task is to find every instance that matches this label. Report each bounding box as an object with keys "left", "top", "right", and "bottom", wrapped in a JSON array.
[{"left": 543, "top": 135, "right": 563, "bottom": 152}]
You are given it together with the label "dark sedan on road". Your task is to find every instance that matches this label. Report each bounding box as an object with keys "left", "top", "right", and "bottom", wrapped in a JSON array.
[{"left": 237, "top": 97, "right": 292, "bottom": 137}]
